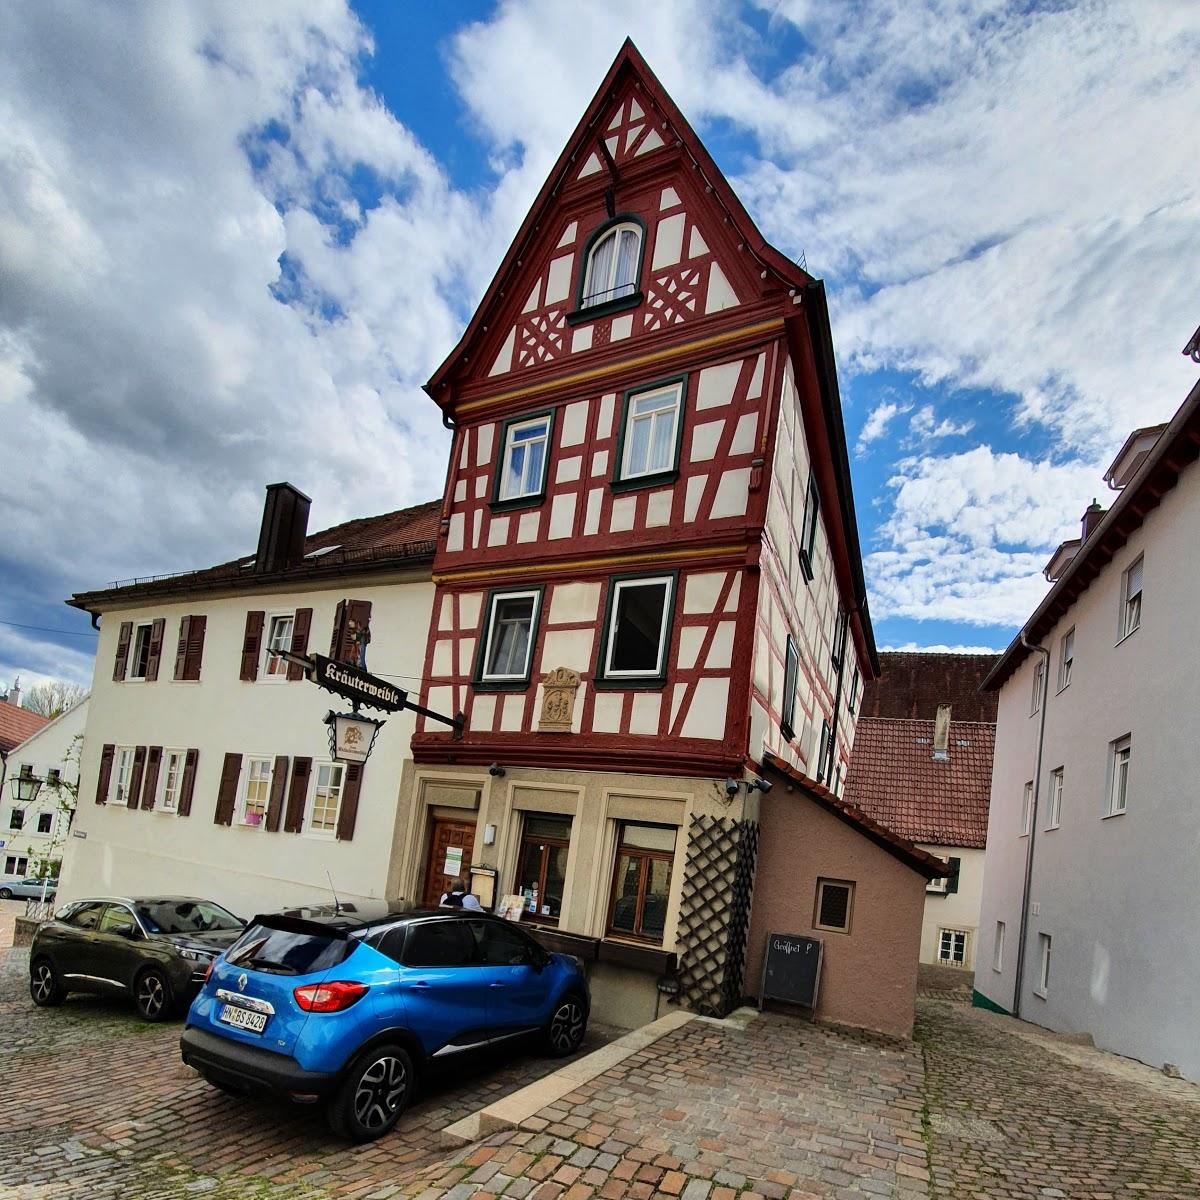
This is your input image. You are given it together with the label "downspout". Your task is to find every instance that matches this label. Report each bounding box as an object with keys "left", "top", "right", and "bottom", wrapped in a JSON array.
[{"left": 1013, "top": 632, "right": 1050, "bottom": 1018}]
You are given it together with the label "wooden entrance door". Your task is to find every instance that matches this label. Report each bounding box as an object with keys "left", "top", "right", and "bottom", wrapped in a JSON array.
[{"left": 422, "top": 818, "right": 477, "bottom": 908}]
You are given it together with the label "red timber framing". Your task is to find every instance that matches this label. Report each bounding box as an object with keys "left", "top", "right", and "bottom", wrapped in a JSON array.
[{"left": 413, "top": 40, "right": 877, "bottom": 778}]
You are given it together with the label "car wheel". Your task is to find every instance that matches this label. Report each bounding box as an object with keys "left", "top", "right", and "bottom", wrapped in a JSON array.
[
  {"left": 327, "top": 1044, "right": 415, "bottom": 1142},
  {"left": 29, "top": 958, "right": 65, "bottom": 1007},
  {"left": 134, "top": 967, "right": 174, "bottom": 1022},
  {"left": 544, "top": 992, "right": 588, "bottom": 1057},
  {"left": 0, "top": 887, "right": 13, "bottom": 900}
]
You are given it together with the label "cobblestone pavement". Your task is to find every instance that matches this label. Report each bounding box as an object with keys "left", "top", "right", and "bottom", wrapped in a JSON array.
[
  {"left": 0, "top": 946, "right": 618, "bottom": 1199},
  {"left": 918, "top": 998, "right": 1200, "bottom": 1199}
]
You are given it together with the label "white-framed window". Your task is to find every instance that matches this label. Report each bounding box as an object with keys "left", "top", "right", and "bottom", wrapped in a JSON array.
[
  {"left": 1020, "top": 780, "right": 1033, "bottom": 836},
  {"left": 938, "top": 928, "right": 969, "bottom": 967},
  {"left": 4, "top": 855, "right": 29, "bottom": 877},
  {"left": 927, "top": 855, "right": 950, "bottom": 894},
  {"left": 36, "top": 812, "right": 53, "bottom": 835},
  {"left": 814, "top": 878, "right": 854, "bottom": 934},
  {"left": 1107, "top": 734, "right": 1131, "bottom": 816},
  {"left": 799, "top": 477, "right": 819, "bottom": 581},
  {"left": 581, "top": 221, "right": 642, "bottom": 307},
  {"left": 618, "top": 381, "right": 683, "bottom": 481},
  {"left": 479, "top": 589, "right": 541, "bottom": 683},
  {"left": 128, "top": 622, "right": 154, "bottom": 681},
  {"left": 993, "top": 921, "right": 1005, "bottom": 973},
  {"left": 1120, "top": 556, "right": 1142, "bottom": 640},
  {"left": 848, "top": 666, "right": 860, "bottom": 713},
  {"left": 110, "top": 746, "right": 136, "bottom": 805},
  {"left": 780, "top": 635, "right": 799, "bottom": 740},
  {"left": 497, "top": 414, "right": 552, "bottom": 503},
  {"left": 816, "top": 718, "right": 831, "bottom": 784},
  {"left": 1057, "top": 627, "right": 1074, "bottom": 691},
  {"left": 601, "top": 575, "right": 675, "bottom": 680},
  {"left": 1046, "top": 767, "right": 1064, "bottom": 829},
  {"left": 8, "top": 808, "right": 22, "bottom": 831},
  {"left": 239, "top": 757, "right": 272, "bottom": 827},
  {"left": 157, "top": 749, "right": 187, "bottom": 814},
  {"left": 306, "top": 762, "right": 345, "bottom": 836},
  {"left": 1035, "top": 932, "right": 1052, "bottom": 997},
  {"left": 831, "top": 605, "right": 847, "bottom": 669},
  {"left": 1030, "top": 657, "right": 1045, "bottom": 715},
  {"left": 263, "top": 614, "right": 295, "bottom": 679}
]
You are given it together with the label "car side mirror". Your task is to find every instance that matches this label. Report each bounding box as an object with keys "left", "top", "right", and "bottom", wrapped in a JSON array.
[{"left": 111, "top": 921, "right": 138, "bottom": 939}]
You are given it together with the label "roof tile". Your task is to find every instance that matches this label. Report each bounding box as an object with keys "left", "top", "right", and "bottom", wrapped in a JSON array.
[{"left": 0, "top": 701, "right": 51, "bottom": 754}]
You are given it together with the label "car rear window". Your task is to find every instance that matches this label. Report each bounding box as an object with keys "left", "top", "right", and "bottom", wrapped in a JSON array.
[
  {"left": 225, "top": 922, "right": 355, "bottom": 976},
  {"left": 136, "top": 900, "right": 243, "bottom": 934}
]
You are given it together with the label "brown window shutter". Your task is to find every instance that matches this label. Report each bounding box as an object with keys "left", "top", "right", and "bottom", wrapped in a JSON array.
[
  {"left": 287, "top": 608, "right": 313, "bottom": 680},
  {"left": 240, "top": 611, "right": 265, "bottom": 681},
  {"left": 178, "top": 749, "right": 199, "bottom": 816},
  {"left": 214, "top": 752, "right": 242, "bottom": 825},
  {"left": 266, "top": 755, "right": 289, "bottom": 831},
  {"left": 113, "top": 622, "right": 133, "bottom": 681},
  {"left": 329, "top": 600, "right": 348, "bottom": 659},
  {"left": 174, "top": 617, "right": 191, "bottom": 680},
  {"left": 128, "top": 746, "right": 147, "bottom": 810},
  {"left": 95, "top": 744, "right": 115, "bottom": 805},
  {"left": 284, "top": 757, "right": 311, "bottom": 833},
  {"left": 141, "top": 746, "right": 162, "bottom": 809},
  {"left": 184, "top": 615, "right": 206, "bottom": 680},
  {"left": 145, "top": 618, "right": 166, "bottom": 681},
  {"left": 336, "top": 762, "right": 364, "bottom": 842}
]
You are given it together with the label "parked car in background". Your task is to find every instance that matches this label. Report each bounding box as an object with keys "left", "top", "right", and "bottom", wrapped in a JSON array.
[
  {"left": 180, "top": 903, "right": 589, "bottom": 1142},
  {"left": 29, "top": 897, "right": 245, "bottom": 1020},
  {"left": 0, "top": 876, "right": 57, "bottom": 900}
]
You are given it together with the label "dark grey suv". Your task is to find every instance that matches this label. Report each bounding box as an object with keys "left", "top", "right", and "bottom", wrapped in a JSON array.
[{"left": 30, "top": 896, "right": 245, "bottom": 1021}]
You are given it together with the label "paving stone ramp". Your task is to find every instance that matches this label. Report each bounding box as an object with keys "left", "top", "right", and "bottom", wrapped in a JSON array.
[{"left": 5, "top": 941, "right": 1200, "bottom": 1199}]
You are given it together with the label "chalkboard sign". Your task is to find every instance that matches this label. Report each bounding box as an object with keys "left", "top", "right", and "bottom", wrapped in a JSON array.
[{"left": 760, "top": 931, "right": 823, "bottom": 1013}]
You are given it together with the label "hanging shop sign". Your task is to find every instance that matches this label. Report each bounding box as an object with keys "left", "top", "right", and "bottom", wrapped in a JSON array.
[
  {"left": 310, "top": 654, "right": 408, "bottom": 713},
  {"left": 324, "top": 710, "right": 384, "bottom": 764}
]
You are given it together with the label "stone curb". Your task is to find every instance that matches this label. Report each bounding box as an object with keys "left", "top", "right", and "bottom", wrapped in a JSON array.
[{"left": 440, "top": 1006, "right": 759, "bottom": 1147}]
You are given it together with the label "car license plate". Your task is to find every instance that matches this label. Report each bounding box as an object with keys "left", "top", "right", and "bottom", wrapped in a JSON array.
[{"left": 218, "top": 1004, "right": 268, "bottom": 1034}]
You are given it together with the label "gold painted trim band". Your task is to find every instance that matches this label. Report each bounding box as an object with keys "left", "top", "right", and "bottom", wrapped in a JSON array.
[
  {"left": 457, "top": 317, "right": 783, "bottom": 417},
  {"left": 434, "top": 543, "right": 748, "bottom": 584}
]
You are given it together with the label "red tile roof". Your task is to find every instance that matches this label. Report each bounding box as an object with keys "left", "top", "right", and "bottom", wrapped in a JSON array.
[
  {"left": 0, "top": 700, "right": 51, "bottom": 754},
  {"left": 860, "top": 652, "right": 999, "bottom": 723},
  {"left": 842, "top": 717, "right": 994, "bottom": 850},
  {"left": 759, "top": 750, "right": 951, "bottom": 878},
  {"left": 69, "top": 500, "right": 441, "bottom": 610}
]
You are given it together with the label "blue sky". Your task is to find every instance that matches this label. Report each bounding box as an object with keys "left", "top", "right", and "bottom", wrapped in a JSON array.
[{"left": 1, "top": 0, "right": 1198, "bottom": 688}]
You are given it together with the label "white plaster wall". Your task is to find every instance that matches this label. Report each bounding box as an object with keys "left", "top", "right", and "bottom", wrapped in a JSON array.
[
  {"left": 61, "top": 575, "right": 433, "bottom": 917},
  {"left": 917, "top": 845, "right": 985, "bottom": 969},
  {"left": 976, "top": 463, "right": 1200, "bottom": 1079},
  {"left": 2, "top": 699, "right": 89, "bottom": 878}
]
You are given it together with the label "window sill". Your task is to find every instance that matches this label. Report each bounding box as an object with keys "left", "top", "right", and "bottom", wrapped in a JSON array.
[
  {"left": 488, "top": 493, "right": 546, "bottom": 515},
  {"left": 609, "top": 469, "right": 678, "bottom": 495},
  {"left": 813, "top": 924, "right": 851, "bottom": 936},
  {"left": 1115, "top": 626, "right": 1140, "bottom": 647},
  {"left": 1055, "top": 682, "right": 1070, "bottom": 696},
  {"left": 592, "top": 676, "right": 668, "bottom": 692},
  {"left": 565, "top": 292, "right": 643, "bottom": 327},
  {"left": 472, "top": 679, "right": 533, "bottom": 693},
  {"left": 1032, "top": 987, "right": 1047, "bottom": 1000},
  {"left": 1100, "top": 809, "right": 1126, "bottom": 820},
  {"left": 597, "top": 937, "right": 676, "bottom": 974},
  {"left": 1045, "top": 823, "right": 1060, "bottom": 831}
]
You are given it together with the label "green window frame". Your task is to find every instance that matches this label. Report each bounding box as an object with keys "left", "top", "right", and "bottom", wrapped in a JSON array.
[
  {"left": 594, "top": 571, "right": 679, "bottom": 690},
  {"left": 781, "top": 635, "right": 799, "bottom": 741},
  {"left": 491, "top": 409, "right": 555, "bottom": 511},
  {"left": 567, "top": 213, "right": 647, "bottom": 325},
  {"left": 473, "top": 586, "right": 545, "bottom": 691},
  {"left": 611, "top": 375, "right": 687, "bottom": 493}
]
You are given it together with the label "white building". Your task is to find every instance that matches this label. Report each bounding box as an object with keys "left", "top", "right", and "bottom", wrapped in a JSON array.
[
  {"left": 61, "top": 484, "right": 438, "bottom": 916},
  {"left": 975, "top": 376, "right": 1200, "bottom": 1079},
  {"left": 1, "top": 697, "right": 89, "bottom": 890}
]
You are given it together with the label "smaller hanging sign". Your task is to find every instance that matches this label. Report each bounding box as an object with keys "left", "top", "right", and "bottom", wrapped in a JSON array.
[{"left": 324, "top": 710, "right": 384, "bottom": 764}]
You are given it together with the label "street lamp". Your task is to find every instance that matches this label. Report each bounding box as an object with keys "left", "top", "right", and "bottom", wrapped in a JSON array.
[{"left": 10, "top": 768, "right": 43, "bottom": 804}]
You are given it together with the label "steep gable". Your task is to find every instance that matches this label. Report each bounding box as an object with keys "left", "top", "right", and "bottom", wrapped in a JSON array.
[{"left": 427, "top": 40, "right": 809, "bottom": 405}]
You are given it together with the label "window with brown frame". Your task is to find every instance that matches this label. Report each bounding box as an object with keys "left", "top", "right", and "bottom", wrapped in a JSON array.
[
  {"left": 813, "top": 878, "right": 854, "bottom": 934},
  {"left": 607, "top": 822, "right": 677, "bottom": 944},
  {"left": 514, "top": 813, "right": 572, "bottom": 924}
]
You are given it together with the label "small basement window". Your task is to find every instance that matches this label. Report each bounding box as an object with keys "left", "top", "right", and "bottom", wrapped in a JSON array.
[{"left": 814, "top": 878, "right": 854, "bottom": 934}]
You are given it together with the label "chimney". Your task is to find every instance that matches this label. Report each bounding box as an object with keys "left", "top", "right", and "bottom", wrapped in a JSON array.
[
  {"left": 1081, "top": 498, "right": 1106, "bottom": 542},
  {"left": 932, "top": 704, "right": 951, "bottom": 762},
  {"left": 255, "top": 483, "right": 311, "bottom": 574}
]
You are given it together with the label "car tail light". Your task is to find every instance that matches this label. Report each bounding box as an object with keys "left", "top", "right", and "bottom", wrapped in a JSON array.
[
  {"left": 204, "top": 960, "right": 216, "bottom": 984},
  {"left": 293, "top": 981, "right": 369, "bottom": 1013}
]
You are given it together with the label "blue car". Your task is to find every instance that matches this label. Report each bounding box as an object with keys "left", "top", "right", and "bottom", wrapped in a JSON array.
[{"left": 179, "top": 902, "right": 589, "bottom": 1141}]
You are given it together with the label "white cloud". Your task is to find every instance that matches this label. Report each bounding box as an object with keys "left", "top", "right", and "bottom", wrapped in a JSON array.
[
  {"left": 0, "top": 624, "right": 97, "bottom": 690},
  {"left": 880, "top": 643, "right": 999, "bottom": 655},
  {"left": 907, "top": 404, "right": 972, "bottom": 443},
  {"left": 856, "top": 399, "right": 908, "bottom": 456}
]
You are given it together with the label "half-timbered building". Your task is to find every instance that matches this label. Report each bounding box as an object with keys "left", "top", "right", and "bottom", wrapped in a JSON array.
[{"left": 391, "top": 42, "right": 944, "bottom": 1032}]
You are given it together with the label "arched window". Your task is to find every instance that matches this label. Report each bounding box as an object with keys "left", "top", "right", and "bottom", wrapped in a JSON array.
[{"left": 580, "top": 220, "right": 642, "bottom": 308}]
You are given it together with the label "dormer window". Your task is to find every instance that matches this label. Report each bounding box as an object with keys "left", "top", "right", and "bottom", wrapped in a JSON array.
[{"left": 569, "top": 217, "right": 646, "bottom": 324}]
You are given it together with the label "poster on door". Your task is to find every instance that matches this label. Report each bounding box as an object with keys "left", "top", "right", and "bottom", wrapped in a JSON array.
[{"left": 442, "top": 845, "right": 464, "bottom": 878}]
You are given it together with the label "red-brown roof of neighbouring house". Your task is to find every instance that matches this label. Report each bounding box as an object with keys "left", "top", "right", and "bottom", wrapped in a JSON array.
[
  {"left": 842, "top": 717, "right": 995, "bottom": 849},
  {"left": 68, "top": 500, "right": 441, "bottom": 610},
  {"left": 0, "top": 700, "right": 50, "bottom": 754},
  {"left": 759, "top": 750, "right": 951, "bottom": 878},
  {"left": 860, "top": 652, "right": 999, "bottom": 723}
]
